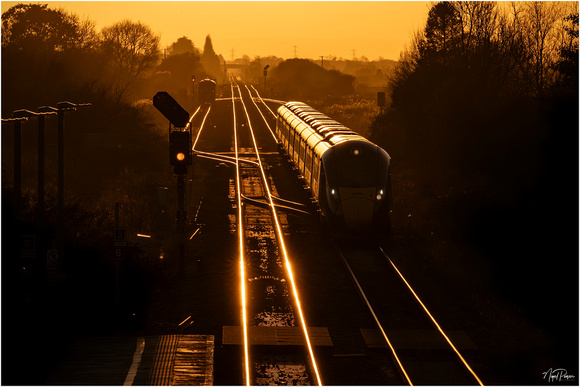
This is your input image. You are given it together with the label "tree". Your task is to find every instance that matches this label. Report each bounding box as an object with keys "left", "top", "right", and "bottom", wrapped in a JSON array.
[
  {"left": 521, "top": 1, "right": 567, "bottom": 97},
  {"left": 419, "top": 1, "right": 462, "bottom": 67},
  {"left": 271, "top": 58, "right": 354, "bottom": 100},
  {"left": 1, "top": 3, "right": 97, "bottom": 52},
  {"left": 168, "top": 36, "right": 200, "bottom": 56},
  {"left": 100, "top": 20, "right": 161, "bottom": 99},
  {"left": 1, "top": 3, "right": 101, "bottom": 114},
  {"left": 554, "top": 12, "right": 578, "bottom": 96},
  {"left": 201, "top": 34, "right": 221, "bottom": 80}
]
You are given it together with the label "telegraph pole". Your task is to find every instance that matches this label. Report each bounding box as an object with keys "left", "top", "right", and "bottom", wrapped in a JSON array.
[
  {"left": 263, "top": 65, "right": 270, "bottom": 94},
  {"left": 10, "top": 109, "right": 43, "bottom": 222},
  {"left": 55, "top": 102, "right": 91, "bottom": 264},
  {"left": 13, "top": 119, "right": 22, "bottom": 221},
  {"left": 36, "top": 107, "right": 58, "bottom": 228}
]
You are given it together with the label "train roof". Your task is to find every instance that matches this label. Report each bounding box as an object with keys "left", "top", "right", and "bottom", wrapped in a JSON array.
[{"left": 279, "top": 102, "right": 369, "bottom": 145}]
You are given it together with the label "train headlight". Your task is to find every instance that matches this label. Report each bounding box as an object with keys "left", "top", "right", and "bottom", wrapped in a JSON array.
[{"left": 376, "top": 189, "right": 384, "bottom": 201}]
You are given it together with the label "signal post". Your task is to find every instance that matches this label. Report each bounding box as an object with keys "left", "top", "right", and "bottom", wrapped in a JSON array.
[{"left": 153, "top": 92, "right": 192, "bottom": 272}]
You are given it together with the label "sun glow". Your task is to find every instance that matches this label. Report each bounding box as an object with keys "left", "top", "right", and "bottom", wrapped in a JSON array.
[{"left": 1, "top": 1, "right": 431, "bottom": 61}]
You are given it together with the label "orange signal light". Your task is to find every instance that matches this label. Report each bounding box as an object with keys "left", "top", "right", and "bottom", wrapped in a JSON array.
[{"left": 176, "top": 152, "right": 185, "bottom": 161}]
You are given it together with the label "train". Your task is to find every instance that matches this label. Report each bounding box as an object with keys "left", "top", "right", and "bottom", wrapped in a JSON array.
[
  {"left": 276, "top": 102, "right": 392, "bottom": 237},
  {"left": 198, "top": 78, "right": 216, "bottom": 103}
]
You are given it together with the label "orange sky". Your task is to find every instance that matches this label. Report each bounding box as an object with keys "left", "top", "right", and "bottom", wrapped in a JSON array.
[{"left": 1, "top": 1, "right": 431, "bottom": 61}]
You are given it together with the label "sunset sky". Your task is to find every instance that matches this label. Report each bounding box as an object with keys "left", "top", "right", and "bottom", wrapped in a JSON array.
[{"left": 1, "top": 1, "right": 431, "bottom": 61}]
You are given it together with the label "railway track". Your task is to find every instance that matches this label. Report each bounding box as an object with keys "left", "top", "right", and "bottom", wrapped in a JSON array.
[
  {"left": 191, "top": 80, "right": 323, "bottom": 385},
  {"left": 185, "top": 80, "right": 484, "bottom": 385},
  {"left": 233, "top": 84, "right": 323, "bottom": 386},
  {"left": 333, "top": 243, "right": 484, "bottom": 385}
]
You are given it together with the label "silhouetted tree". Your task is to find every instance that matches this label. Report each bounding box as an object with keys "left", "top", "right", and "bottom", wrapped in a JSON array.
[
  {"left": 1, "top": 3, "right": 97, "bottom": 52},
  {"left": 521, "top": 1, "right": 568, "bottom": 97},
  {"left": 1, "top": 3, "right": 102, "bottom": 115},
  {"left": 553, "top": 12, "right": 578, "bottom": 96},
  {"left": 271, "top": 58, "right": 354, "bottom": 100},
  {"left": 419, "top": 1, "right": 462, "bottom": 67},
  {"left": 100, "top": 20, "right": 161, "bottom": 99},
  {"left": 201, "top": 34, "right": 221, "bottom": 81},
  {"left": 169, "top": 36, "right": 200, "bottom": 56}
]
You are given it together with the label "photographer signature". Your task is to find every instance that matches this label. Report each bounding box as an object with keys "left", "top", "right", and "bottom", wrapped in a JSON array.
[{"left": 543, "top": 368, "right": 576, "bottom": 383}]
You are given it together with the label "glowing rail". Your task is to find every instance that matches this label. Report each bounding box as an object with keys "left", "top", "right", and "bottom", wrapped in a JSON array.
[
  {"left": 192, "top": 104, "right": 212, "bottom": 151},
  {"left": 379, "top": 247, "right": 484, "bottom": 386},
  {"left": 232, "top": 85, "right": 251, "bottom": 386},
  {"left": 332, "top": 244, "right": 412, "bottom": 385},
  {"left": 244, "top": 85, "right": 278, "bottom": 143},
  {"left": 237, "top": 85, "right": 323, "bottom": 386},
  {"left": 249, "top": 85, "right": 278, "bottom": 118}
]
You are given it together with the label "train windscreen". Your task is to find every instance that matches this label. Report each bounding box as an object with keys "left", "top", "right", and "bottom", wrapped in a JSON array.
[{"left": 334, "top": 142, "right": 378, "bottom": 188}]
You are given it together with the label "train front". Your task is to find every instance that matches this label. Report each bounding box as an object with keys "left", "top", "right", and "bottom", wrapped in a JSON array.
[{"left": 321, "top": 139, "right": 392, "bottom": 237}]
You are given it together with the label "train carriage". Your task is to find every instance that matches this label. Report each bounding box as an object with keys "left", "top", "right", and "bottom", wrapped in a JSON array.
[
  {"left": 198, "top": 78, "right": 216, "bottom": 103},
  {"left": 276, "top": 102, "right": 392, "bottom": 237}
]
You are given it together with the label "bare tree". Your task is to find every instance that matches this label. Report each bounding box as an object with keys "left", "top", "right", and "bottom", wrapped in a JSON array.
[
  {"left": 455, "top": 2, "right": 498, "bottom": 63},
  {"left": 100, "top": 20, "right": 161, "bottom": 98},
  {"left": 521, "top": 1, "right": 567, "bottom": 97}
]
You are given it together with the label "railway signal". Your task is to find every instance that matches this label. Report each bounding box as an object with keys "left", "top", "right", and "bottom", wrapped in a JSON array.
[
  {"left": 169, "top": 130, "right": 192, "bottom": 174},
  {"left": 153, "top": 91, "right": 189, "bottom": 128},
  {"left": 153, "top": 91, "right": 192, "bottom": 272}
]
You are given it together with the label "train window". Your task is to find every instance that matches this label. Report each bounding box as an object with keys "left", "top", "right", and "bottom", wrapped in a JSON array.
[
  {"left": 305, "top": 147, "right": 312, "bottom": 173},
  {"left": 288, "top": 129, "right": 295, "bottom": 154},
  {"left": 294, "top": 135, "right": 300, "bottom": 163},
  {"left": 277, "top": 117, "right": 282, "bottom": 136},
  {"left": 312, "top": 156, "right": 319, "bottom": 181},
  {"left": 300, "top": 139, "right": 306, "bottom": 162}
]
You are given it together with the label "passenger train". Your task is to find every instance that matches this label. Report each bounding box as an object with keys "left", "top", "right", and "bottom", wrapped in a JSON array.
[
  {"left": 276, "top": 102, "right": 392, "bottom": 237},
  {"left": 198, "top": 78, "right": 216, "bottom": 103}
]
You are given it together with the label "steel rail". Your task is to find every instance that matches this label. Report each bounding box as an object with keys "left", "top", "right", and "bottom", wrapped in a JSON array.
[
  {"left": 194, "top": 150, "right": 260, "bottom": 167},
  {"left": 241, "top": 194, "right": 312, "bottom": 215},
  {"left": 236, "top": 85, "right": 323, "bottom": 386},
  {"left": 332, "top": 244, "right": 413, "bottom": 385},
  {"left": 192, "top": 104, "right": 212, "bottom": 151},
  {"left": 249, "top": 85, "right": 278, "bottom": 119},
  {"left": 186, "top": 105, "right": 202, "bottom": 131},
  {"left": 261, "top": 97, "right": 288, "bottom": 106},
  {"left": 271, "top": 195, "right": 310, "bottom": 209},
  {"left": 244, "top": 85, "right": 278, "bottom": 143},
  {"left": 232, "top": 85, "right": 252, "bottom": 386},
  {"left": 379, "top": 247, "right": 484, "bottom": 386}
]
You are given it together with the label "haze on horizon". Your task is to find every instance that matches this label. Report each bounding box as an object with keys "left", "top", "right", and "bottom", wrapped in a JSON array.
[{"left": 1, "top": 1, "right": 431, "bottom": 61}]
